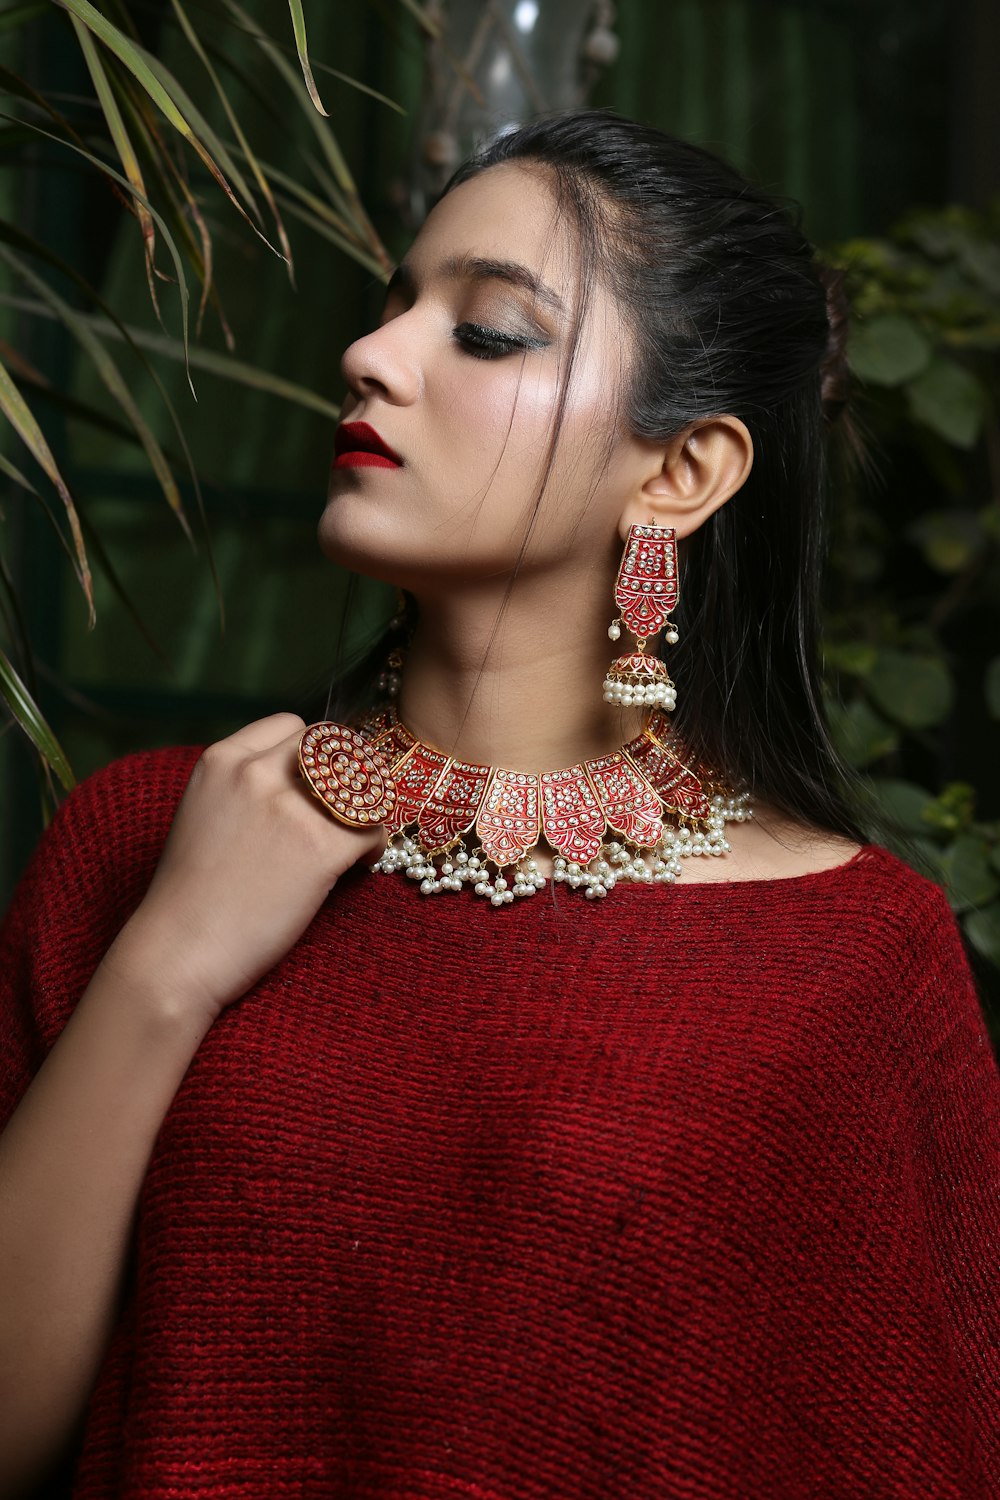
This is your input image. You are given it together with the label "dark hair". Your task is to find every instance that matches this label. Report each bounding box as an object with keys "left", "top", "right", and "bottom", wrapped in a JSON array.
[{"left": 323, "top": 107, "right": 864, "bottom": 841}]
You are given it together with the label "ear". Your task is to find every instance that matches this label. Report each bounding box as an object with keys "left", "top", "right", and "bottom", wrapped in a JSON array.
[{"left": 618, "top": 416, "right": 753, "bottom": 542}]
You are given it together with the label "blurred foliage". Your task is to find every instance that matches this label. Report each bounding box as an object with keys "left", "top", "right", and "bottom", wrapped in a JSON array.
[
  {"left": 0, "top": 0, "right": 426, "bottom": 811},
  {"left": 828, "top": 201, "right": 1000, "bottom": 981}
]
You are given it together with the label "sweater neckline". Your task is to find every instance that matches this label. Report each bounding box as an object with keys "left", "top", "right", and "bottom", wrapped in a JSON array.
[
  {"left": 604, "top": 839, "right": 882, "bottom": 893},
  {"left": 344, "top": 841, "right": 891, "bottom": 905}
]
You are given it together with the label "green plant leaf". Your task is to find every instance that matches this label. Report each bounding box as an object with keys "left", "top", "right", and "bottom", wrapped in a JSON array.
[
  {"left": 114, "top": 80, "right": 221, "bottom": 344},
  {"left": 68, "top": 13, "right": 160, "bottom": 315},
  {"left": 56, "top": 0, "right": 209, "bottom": 133},
  {"left": 0, "top": 109, "right": 193, "bottom": 391},
  {"left": 939, "top": 834, "right": 1000, "bottom": 913},
  {"left": 905, "top": 357, "right": 985, "bottom": 449},
  {"left": 232, "top": 153, "right": 354, "bottom": 231},
  {"left": 220, "top": 0, "right": 390, "bottom": 272},
  {"left": 56, "top": 0, "right": 275, "bottom": 256},
  {"left": 0, "top": 451, "right": 86, "bottom": 584},
  {"left": 866, "top": 649, "right": 954, "bottom": 729},
  {"left": 964, "top": 902, "right": 1000, "bottom": 968},
  {"left": 285, "top": 0, "right": 327, "bottom": 116},
  {"left": 268, "top": 188, "right": 390, "bottom": 280},
  {"left": 0, "top": 245, "right": 191, "bottom": 538},
  {"left": 826, "top": 697, "right": 899, "bottom": 767},
  {"left": 184, "top": 8, "right": 405, "bottom": 114},
  {"left": 0, "top": 451, "right": 38, "bottom": 494},
  {"left": 1, "top": 461, "right": 171, "bottom": 666},
  {"left": 986, "top": 658, "right": 1000, "bottom": 719},
  {"left": 129, "top": 40, "right": 271, "bottom": 238},
  {"left": 0, "top": 216, "right": 210, "bottom": 558},
  {"left": 848, "top": 313, "right": 932, "bottom": 386},
  {"left": 867, "top": 778, "right": 934, "bottom": 834},
  {"left": 0, "top": 647, "right": 75, "bottom": 789},
  {"left": 80, "top": 312, "right": 342, "bottom": 418},
  {"left": 0, "top": 348, "right": 94, "bottom": 620},
  {"left": 169, "top": 0, "right": 294, "bottom": 277},
  {"left": 1, "top": 294, "right": 342, "bottom": 419}
]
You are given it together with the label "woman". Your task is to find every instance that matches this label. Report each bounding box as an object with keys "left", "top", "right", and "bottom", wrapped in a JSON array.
[{"left": 1, "top": 109, "right": 998, "bottom": 1499}]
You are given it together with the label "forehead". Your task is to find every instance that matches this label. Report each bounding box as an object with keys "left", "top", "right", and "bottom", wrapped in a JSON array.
[{"left": 405, "top": 162, "right": 584, "bottom": 310}]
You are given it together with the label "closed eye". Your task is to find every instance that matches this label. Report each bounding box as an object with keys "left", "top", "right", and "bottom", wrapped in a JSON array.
[{"left": 454, "top": 322, "right": 549, "bottom": 360}]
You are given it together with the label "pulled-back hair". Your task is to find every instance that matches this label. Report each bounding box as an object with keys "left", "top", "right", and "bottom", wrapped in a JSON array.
[{"left": 326, "top": 107, "right": 863, "bottom": 841}]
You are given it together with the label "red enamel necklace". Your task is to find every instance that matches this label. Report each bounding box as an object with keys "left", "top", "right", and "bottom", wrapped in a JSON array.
[{"left": 299, "top": 702, "right": 750, "bottom": 905}]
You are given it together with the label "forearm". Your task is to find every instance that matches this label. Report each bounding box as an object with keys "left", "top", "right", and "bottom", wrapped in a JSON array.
[{"left": 0, "top": 947, "right": 214, "bottom": 1496}]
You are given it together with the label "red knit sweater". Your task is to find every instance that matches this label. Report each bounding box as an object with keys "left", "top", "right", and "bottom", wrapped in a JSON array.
[{"left": 2, "top": 745, "right": 999, "bottom": 1500}]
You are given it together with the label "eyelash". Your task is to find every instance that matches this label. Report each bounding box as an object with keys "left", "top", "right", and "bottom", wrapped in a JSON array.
[{"left": 453, "top": 322, "right": 546, "bottom": 360}]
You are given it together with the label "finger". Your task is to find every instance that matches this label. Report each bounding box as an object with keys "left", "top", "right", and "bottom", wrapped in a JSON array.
[{"left": 219, "top": 712, "right": 307, "bottom": 754}]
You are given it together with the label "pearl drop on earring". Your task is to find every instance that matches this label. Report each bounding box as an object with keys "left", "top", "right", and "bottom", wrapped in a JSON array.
[{"left": 608, "top": 619, "right": 622, "bottom": 641}]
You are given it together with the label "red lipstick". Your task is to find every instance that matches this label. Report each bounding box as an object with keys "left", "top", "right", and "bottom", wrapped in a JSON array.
[{"left": 333, "top": 420, "right": 403, "bottom": 470}]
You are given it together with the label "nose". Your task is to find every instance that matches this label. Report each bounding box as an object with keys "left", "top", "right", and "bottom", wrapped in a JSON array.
[{"left": 340, "top": 310, "right": 423, "bottom": 409}]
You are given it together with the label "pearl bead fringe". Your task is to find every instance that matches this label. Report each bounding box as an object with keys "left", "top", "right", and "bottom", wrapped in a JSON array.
[
  {"left": 370, "top": 792, "right": 752, "bottom": 904},
  {"left": 602, "top": 678, "right": 677, "bottom": 709}
]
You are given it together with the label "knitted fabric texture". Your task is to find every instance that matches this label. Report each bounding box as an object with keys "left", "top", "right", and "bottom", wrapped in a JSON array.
[{"left": 1, "top": 746, "right": 999, "bottom": 1500}]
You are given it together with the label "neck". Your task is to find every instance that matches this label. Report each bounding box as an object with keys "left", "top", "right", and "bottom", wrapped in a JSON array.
[{"left": 394, "top": 579, "right": 652, "bottom": 771}]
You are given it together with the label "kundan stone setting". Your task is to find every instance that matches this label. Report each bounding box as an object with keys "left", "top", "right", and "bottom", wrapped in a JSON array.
[{"left": 298, "top": 723, "right": 397, "bottom": 828}]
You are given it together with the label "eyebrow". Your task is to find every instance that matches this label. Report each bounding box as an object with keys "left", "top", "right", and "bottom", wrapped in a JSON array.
[{"left": 383, "top": 252, "right": 567, "bottom": 318}]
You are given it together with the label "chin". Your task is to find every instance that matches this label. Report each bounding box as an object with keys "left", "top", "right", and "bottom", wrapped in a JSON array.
[{"left": 316, "top": 503, "right": 415, "bottom": 589}]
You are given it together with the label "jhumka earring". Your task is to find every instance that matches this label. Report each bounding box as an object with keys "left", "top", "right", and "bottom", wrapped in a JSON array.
[{"left": 603, "top": 522, "right": 680, "bottom": 711}]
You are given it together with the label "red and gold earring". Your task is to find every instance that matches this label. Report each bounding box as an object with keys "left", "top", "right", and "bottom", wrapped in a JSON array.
[{"left": 603, "top": 522, "right": 680, "bottom": 710}]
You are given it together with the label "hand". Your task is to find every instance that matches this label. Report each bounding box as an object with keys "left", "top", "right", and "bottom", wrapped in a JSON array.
[{"left": 100, "top": 714, "right": 388, "bottom": 1024}]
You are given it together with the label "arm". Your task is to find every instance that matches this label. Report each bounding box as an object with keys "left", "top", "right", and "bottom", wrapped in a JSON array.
[
  {"left": 0, "top": 714, "right": 386, "bottom": 1497},
  {"left": 0, "top": 947, "right": 213, "bottom": 1497}
]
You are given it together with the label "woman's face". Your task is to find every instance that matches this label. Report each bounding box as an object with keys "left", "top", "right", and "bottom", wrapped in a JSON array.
[{"left": 318, "top": 161, "right": 644, "bottom": 593}]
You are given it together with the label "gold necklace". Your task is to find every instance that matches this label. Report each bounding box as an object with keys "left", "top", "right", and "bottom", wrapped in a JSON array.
[{"left": 346, "top": 702, "right": 750, "bottom": 904}]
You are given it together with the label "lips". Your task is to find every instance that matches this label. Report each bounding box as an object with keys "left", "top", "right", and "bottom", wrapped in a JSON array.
[{"left": 333, "top": 420, "right": 403, "bottom": 470}]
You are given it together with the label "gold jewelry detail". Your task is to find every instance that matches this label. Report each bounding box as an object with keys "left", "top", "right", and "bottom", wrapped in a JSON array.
[{"left": 353, "top": 702, "right": 750, "bottom": 905}]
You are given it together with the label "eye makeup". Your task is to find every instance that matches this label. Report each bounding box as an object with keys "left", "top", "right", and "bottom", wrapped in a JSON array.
[{"left": 453, "top": 322, "right": 551, "bottom": 359}]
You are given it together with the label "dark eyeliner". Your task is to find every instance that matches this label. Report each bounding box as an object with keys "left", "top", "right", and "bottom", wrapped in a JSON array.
[{"left": 454, "top": 321, "right": 548, "bottom": 359}]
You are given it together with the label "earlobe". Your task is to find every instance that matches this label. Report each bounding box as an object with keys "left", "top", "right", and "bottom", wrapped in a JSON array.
[{"left": 624, "top": 416, "right": 754, "bottom": 540}]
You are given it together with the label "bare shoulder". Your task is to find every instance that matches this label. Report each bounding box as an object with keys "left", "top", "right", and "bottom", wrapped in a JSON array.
[{"left": 681, "top": 802, "right": 864, "bottom": 885}]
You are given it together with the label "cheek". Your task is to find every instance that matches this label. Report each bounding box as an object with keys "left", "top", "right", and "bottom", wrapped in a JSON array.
[{"left": 444, "top": 359, "right": 564, "bottom": 473}]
